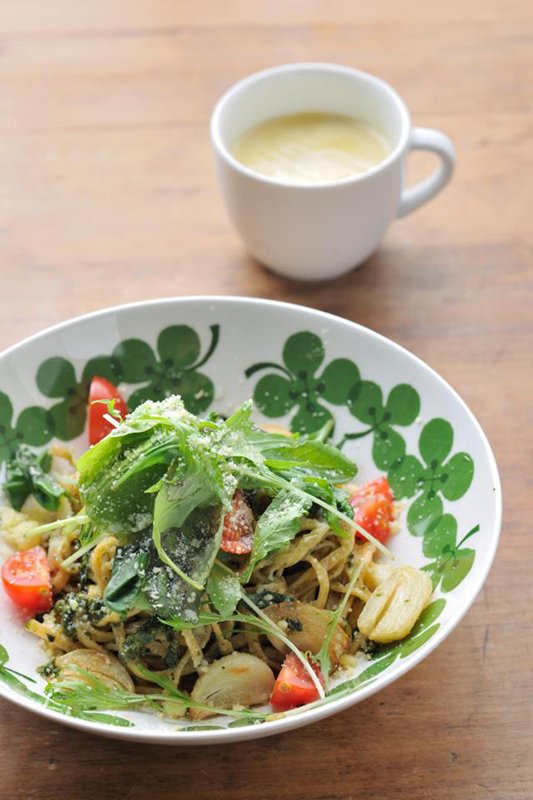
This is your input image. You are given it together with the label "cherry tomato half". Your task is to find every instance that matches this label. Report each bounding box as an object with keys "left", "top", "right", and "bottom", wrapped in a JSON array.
[
  {"left": 350, "top": 477, "right": 395, "bottom": 544},
  {"left": 220, "top": 490, "right": 256, "bottom": 554},
  {"left": 1, "top": 546, "right": 52, "bottom": 613},
  {"left": 88, "top": 375, "right": 128, "bottom": 445},
  {"left": 270, "top": 653, "right": 325, "bottom": 711}
]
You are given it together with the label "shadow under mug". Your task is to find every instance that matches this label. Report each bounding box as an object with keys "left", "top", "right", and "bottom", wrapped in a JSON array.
[{"left": 210, "top": 63, "right": 455, "bottom": 281}]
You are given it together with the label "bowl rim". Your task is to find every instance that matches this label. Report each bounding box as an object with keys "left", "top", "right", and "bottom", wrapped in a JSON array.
[{"left": 0, "top": 296, "right": 502, "bottom": 744}]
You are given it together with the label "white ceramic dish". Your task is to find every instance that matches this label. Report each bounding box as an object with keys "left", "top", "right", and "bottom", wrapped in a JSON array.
[{"left": 0, "top": 297, "right": 501, "bottom": 744}]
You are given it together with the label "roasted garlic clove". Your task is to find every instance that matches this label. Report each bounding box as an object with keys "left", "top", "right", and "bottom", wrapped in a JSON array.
[
  {"left": 263, "top": 601, "right": 349, "bottom": 665},
  {"left": 54, "top": 648, "right": 135, "bottom": 692},
  {"left": 190, "top": 653, "right": 275, "bottom": 720},
  {"left": 363, "top": 560, "right": 395, "bottom": 591},
  {"left": 357, "top": 565, "right": 433, "bottom": 643}
]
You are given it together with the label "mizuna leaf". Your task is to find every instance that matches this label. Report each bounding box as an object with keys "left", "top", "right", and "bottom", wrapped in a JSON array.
[{"left": 242, "top": 490, "right": 312, "bottom": 581}]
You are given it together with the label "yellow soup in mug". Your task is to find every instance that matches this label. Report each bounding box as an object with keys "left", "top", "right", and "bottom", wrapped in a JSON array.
[{"left": 231, "top": 112, "right": 391, "bottom": 184}]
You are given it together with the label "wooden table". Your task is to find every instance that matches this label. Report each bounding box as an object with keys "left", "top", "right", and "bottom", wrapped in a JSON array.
[{"left": 0, "top": 2, "right": 531, "bottom": 798}]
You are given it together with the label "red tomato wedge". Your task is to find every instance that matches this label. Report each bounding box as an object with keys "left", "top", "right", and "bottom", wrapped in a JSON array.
[
  {"left": 1, "top": 546, "right": 52, "bottom": 613},
  {"left": 350, "top": 477, "right": 395, "bottom": 544},
  {"left": 220, "top": 490, "right": 255, "bottom": 554},
  {"left": 88, "top": 376, "right": 128, "bottom": 445},
  {"left": 270, "top": 652, "right": 325, "bottom": 711}
]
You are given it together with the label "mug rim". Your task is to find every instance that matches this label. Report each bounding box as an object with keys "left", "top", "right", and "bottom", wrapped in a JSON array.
[{"left": 210, "top": 62, "right": 411, "bottom": 190}]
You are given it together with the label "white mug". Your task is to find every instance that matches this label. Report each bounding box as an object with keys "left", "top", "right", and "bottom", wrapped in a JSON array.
[{"left": 210, "top": 63, "right": 455, "bottom": 281}]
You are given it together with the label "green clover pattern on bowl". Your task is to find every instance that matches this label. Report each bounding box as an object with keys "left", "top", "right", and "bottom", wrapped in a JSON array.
[
  {"left": 341, "top": 380, "right": 421, "bottom": 469},
  {"left": 36, "top": 355, "right": 122, "bottom": 441},
  {"left": 0, "top": 324, "right": 220, "bottom": 453},
  {"left": 0, "top": 324, "right": 479, "bottom": 730},
  {"left": 0, "top": 392, "right": 53, "bottom": 459},
  {"left": 112, "top": 324, "right": 219, "bottom": 413},
  {"left": 387, "top": 418, "right": 474, "bottom": 537},
  {"left": 244, "top": 331, "right": 360, "bottom": 434}
]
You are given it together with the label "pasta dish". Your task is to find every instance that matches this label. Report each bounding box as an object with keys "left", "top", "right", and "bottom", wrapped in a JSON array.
[{"left": 1, "top": 390, "right": 432, "bottom": 723}]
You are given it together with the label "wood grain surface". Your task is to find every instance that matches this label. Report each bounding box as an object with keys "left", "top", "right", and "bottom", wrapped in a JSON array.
[{"left": 0, "top": 2, "right": 531, "bottom": 799}]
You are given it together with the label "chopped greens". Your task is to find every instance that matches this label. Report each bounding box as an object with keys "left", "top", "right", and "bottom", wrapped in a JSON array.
[
  {"left": 4, "top": 445, "right": 66, "bottom": 512},
  {"left": 247, "top": 589, "right": 295, "bottom": 609},
  {"left": 119, "top": 618, "right": 183, "bottom": 667}
]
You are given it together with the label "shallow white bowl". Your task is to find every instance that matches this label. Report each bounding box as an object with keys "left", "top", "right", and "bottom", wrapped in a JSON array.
[{"left": 0, "top": 297, "right": 501, "bottom": 744}]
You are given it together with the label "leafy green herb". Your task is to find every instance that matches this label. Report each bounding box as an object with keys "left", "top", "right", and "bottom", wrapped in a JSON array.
[
  {"left": 143, "top": 559, "right": 203, "bottom": 620},
  {"left": 4, "top": 445, "right": 66, "bottom": 511},
  {"left": 77, "top": 395, "right": 390, "bottom": 624},
  {"left": 242, "top": 468, "right": 391, "bottom": 557},
  {"left": 301, "top": 419, "right": 334, "bottom": 443},
  {"left": 91, "top": 397, "right": 123, "bottom": 420},
  {"left": 316, "top": 559, "right": 365, "bottom": 685},
  {"left": 301, "top": 478, "right": 354, "bottom": 538},
  {"left": 206, "top": 563, "right": 241, "bottom": 616},
  {"left": 77, "top": 398, "right": 193, "bottom": 534},
  {"left": 103, "top": 533, "right": 203, "bottom": 620},
  {"left": 0, "top": 643, "right": 133, "bottom": 726},
  {"left": 152, "top": 472, "right": 225, "bottom": 592},
  {"left": 26, "top": 513, "right": 88, "bottom": 538},
  {"left": 47, "top": 664, "right": 269, "bottom": 722},
  {"left": 61, "top": 525, "right": 102, "bottom": 568},
  {"left": 242, "top": 490, "right": 311, "bottom": 581},
  {"left": 104, "top": 540, "right": 151, "bottom": 613}
]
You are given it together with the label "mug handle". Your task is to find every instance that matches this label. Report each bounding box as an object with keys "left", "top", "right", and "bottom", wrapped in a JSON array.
[{"left": 397, "top": 127, "right": 455, "bottom": 217}]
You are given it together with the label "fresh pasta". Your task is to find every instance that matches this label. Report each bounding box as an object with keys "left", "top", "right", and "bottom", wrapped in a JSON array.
[{"left": 0, "top": 396, "right": 433, "bottom": 721}]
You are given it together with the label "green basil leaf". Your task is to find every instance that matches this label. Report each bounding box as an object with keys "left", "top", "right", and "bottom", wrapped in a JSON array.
[
  {"left": 263, "top": 439, "right": 357, "bottom": 484},
  {"left": 104, "top": 541, "right": 151, "bottom": 613},
  {"left": 243, "top": 490, "right": 312, "bottom": 581},
  {"left": 152, "top": 476, "right": 225, "bottom": 591},
  {"left": 3, "top": 463, "right": 31, "bottom": 510},
  {"left": 30, "top": 468, "right": 66, "bottom": 511},
  {"left": 4, "top": 445, "right": 66, "bottom": 512},
  {"left": 206, "top": 564, "right": 242, "bottom": 617}
]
